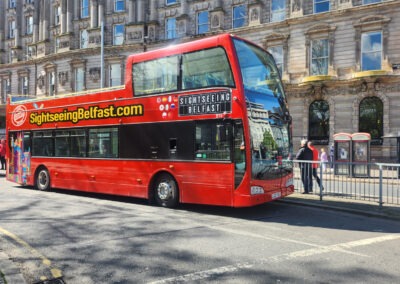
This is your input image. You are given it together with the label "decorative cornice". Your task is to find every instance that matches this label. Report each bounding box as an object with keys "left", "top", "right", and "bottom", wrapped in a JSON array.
[{"left": 352, "top": 70, "right": 388, "bottom": 78}]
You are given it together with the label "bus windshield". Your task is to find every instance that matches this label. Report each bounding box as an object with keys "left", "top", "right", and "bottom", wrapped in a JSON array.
[{"left": 233, "top": 39, "right": 292, "bottom": 180}]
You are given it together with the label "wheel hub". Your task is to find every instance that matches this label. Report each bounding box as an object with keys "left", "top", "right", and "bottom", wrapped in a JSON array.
[
  {"left": 39, "top": 173, "right": 47, "bottom": 186},
  {"left": 157, "top": 182, "right": 172, "bottom": 200}
]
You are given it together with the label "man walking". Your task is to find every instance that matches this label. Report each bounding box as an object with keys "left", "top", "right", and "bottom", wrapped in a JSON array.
[
  {"left": 295, "top": 139, "right": 313, "bottom": 194},
  {"left": 308, "top": 141, "right": 324, "bottom": 192}
]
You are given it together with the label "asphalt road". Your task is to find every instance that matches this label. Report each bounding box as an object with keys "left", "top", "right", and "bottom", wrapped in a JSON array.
[{"left": 1, "top": 176, "right": 400, "bottom": 284}]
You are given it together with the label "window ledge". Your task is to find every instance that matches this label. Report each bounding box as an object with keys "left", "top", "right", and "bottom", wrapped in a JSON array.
[
  {"left": 302, "top": 75, "right": 334, "bottom": 83},
  {"left": 352, "top": 70, "right": 387, "bottom": 78}
]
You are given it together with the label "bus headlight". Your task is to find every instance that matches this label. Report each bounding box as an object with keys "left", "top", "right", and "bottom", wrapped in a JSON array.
[
  {"left": 285, "top": 178, "right": 294, "bottom": 187},
  {"left": 251, "top": 186, "right": 264, "bottom": 195}
]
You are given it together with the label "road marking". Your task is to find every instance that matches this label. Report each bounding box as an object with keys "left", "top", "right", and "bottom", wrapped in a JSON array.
[
  {"left": 212, "top": 225, "right": 367, "bottom": 257},
  {"left": 0, "top": 226, "right": 63, "bottom": 279},
  {"left": 149, "top": 234, "right": 400, "bottom": 284}
]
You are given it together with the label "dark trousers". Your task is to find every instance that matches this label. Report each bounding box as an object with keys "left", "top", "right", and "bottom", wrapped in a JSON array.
[
  {"left": 311, "top": 168, "right": 322, "bottom": 191},
  {"left": 0, "top": 156, "right": 5, "bottom": 170},
  {"left": 300, "top": 165, "right": 312, "bottom": 193}
]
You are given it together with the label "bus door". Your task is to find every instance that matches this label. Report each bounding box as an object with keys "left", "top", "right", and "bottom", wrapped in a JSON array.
[{"left": 8, "top": 131, "right": 31, "bottom": 185}]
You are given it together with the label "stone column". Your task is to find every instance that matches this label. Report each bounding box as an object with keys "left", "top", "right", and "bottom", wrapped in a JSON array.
[
  {"left": 214, "top": 0, "right": 222, "bottom": 8},
  {"left": 149, "top": 0, "right": 157, "bottom": 21},
  {"left": 66, "top": 0, "right": 73, "bottom": 33},
  {"left": 90, "top": 0, "right": 98, "bottom": 28},
  {"left": 181, "top": 0, "right": 188, "bottom": 15},
  {"left": 137, "top": 0, "right": 145, "bottom": 23},
  {"left": 74, "top": 0, "right": 80, "bottom": 20},
  {"left": 128, "top": 0, "right": 136, "bottom": 23},
  {"left": 14, "top": 0, "right": 22, "bottom": 47},
  {"left": 60, "top": 0, "right": 66, "bottom": 34},
  {"left": 33, "top": 0, "right": 40, "bottom": 42},
  {"left": 0, "top": 0, "right": 3, "bottom": 50},
  {"left": 42, "top": 0, "right": 50, "bottom": 40},
  {"left": 0, "top": 32, "right": 3, "bottom": 51},
  {"left": 98, "top": 2, "right": 104, "bottom": 26}
]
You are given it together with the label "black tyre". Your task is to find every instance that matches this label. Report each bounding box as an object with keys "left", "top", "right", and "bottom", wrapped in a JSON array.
[
  {"left": 36, "top": 167, "right": 51, "bottom": 191},
  {"left": 153, "top": 173, "right": 179, "bottom": 208}
]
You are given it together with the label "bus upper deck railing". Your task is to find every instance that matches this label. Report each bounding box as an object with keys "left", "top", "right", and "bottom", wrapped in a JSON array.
[
  {"left": 291, "top": 160, "right": 400, "bottom": 207},
  {"left": 8, "top": 85, "right": 125, "bottom": 104}
]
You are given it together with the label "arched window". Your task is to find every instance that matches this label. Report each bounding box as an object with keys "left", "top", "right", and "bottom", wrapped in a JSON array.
[
  {"left": 309, "top": 100, "right": 329, "bottom": 144},
  {"left": 359, "top": 97, "right": 383, "bottom": 145}
]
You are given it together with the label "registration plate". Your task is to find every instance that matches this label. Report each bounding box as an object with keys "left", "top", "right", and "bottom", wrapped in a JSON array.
[{"left": 272, "top": 192, "right": 281, "bottom": 199}]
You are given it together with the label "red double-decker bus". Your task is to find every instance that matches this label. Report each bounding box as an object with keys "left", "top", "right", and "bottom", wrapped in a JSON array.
[{"left": 6, "top": 34, "right": 294, "bottom": 208}]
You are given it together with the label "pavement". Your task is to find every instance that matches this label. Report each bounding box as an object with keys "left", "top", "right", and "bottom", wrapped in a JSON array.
[
  {"left": 1, "top": 168, "right": 400, "bottom": 283},
  {"left": 279, "top": 191, "right": 400, "bottom": 221}
]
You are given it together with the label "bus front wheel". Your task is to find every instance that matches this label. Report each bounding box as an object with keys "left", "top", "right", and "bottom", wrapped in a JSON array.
[
  {"left": 153, "top": 173, "right": 179, "bottom": 208},
  {"left": 36, "top": 167, "right": 51, "bottom": 191}
]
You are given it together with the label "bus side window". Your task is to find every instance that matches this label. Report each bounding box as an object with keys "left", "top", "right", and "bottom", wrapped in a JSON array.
[
  {"left": 195, "top": 121, "right": 231, "bottom": 161},
  {"left": 70, "top": 130, "right": 86, "bottom": 157},
  {"left": 169, "top": 138, "right": 177, "bottom": 159},
  {"left": 88, "top": 127, "right": 118, "bottom": 158},
  {"left": 32, "top": 131, "right": 54, "bottom": 156}
]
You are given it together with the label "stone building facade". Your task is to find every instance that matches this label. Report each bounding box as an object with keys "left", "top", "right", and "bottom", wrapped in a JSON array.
[{"left": 0, "top": 0, "right": 399, "bottom": 160}]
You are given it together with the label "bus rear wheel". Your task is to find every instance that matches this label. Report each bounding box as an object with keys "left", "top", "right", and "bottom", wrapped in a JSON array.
[
  {"left": 36, "top": 167, "right": 51, "bottom": 191},
  {"left": 153, "top": 173, "right": 179, "bottom": 208}
]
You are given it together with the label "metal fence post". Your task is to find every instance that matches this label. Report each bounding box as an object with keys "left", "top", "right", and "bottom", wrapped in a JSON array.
[
  {"left": 319, "top": 163, "right": 323, "bottom": 201},
  {"left": 379, "top": 164, "right": 383, "bottom": 208}
]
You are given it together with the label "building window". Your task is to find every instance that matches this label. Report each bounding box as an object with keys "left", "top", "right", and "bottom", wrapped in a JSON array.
[
  {"left": 54, "top": 6, "right": 61, "bottom": 25},
  {"left": 26, "top": 16, "right": 33, "bottom": 35},
  {"left": 363, "top": 0, "right": 381, "bottom": 4},
  {"left": 233, "top": 5, "right": 246, "bottom": 28},
  {"left": 81, "top": 0, "right": 89, "bottom": 18},
  {"left": 311, "top": 39, "right": 329, "bottom": 75},
  {"left": 314, "top": 0, "right": 330, "bottom": 14},
  {"left": 166, "top": 0, "right": 177, "bottom": 5},
  {"left": 109, "top": 64, "right": 122, "bottom": 87},
  {"left": 2, "top": 79, "right": 11, "bottom": 104},
  {"left": 113, "top": 24, "right": 124, "bottom": 45},
  {"left": 361, "top": 31, "right": 382, "bottom": 71},
  {"left": 20, "top": 76, "right": 29, "bottom": 95},
  {"left": 197, "top": 11, "right": 209, "bottom": 34},
  {"left": 309, "top": 100, "right": 329, "bottom": 144},
  {"left": 26, "top": 46, "right": 35, "bottom": 59},
  {"left": 271, "top": 0, "right": 286, "bottom": 22},
  {"left": 80, "top": 30, "right": 88, "bottom": 48},
  {"left": 8, "top": 20, "right": 16, "bottom": 38},
  {"left": 268, "top": 46, "right": 284, "bottom": 76},
  {"left": 9, "top": 0, "right": 16, "bottom": 8},
  {"left": 55, "top": 38, "right": 60, "bottom": 52},
  {"left": 114, "top": 0, "right": 125, "bottom": 12},
  {"left": 25, "top": 0, "right": 34, "bottom": 3},
  {"left": 166, "top": 18, "right": 176, "bottom": 39},
  {"left": 48, "top": 72, "right": 55, "bottom": 96},
  {"left": 359, "top": 97, "right": 383, "bottom": 145},
  {"left": 75, "top": 67, "right": 85, "bottom": 92},
  {"left": 9, "top": 50, "right": 14, "bottom": 63}
]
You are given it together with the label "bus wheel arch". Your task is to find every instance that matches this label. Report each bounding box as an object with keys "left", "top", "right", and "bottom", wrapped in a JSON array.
[
  {"left": 149, "top": 171, "right": 179, "bottom": 208},
  {"left": 35, "top": 166, "right": 51, "bottom": 191}
]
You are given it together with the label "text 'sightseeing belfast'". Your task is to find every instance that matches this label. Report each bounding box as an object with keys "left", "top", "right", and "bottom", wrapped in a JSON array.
[
  {"left": 179, "top": 91, "right": 231, "bottom": 116},
  {"left": 30, "top": 104, "right": 144, "bottom": 126}
]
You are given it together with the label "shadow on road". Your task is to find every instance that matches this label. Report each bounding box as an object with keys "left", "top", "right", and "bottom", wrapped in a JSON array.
[{"left": 4, "top": 183, "right": 399, "bottom": 235}]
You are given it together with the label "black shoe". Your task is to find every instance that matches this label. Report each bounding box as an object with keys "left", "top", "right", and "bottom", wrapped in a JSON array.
[
  {"left": 302, "top": 192, "right": 309, "bottom": 194},
  {"left": 309, "top": 190, "right": 313, "bottom": 193}
]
